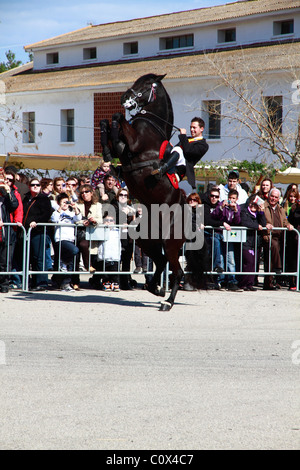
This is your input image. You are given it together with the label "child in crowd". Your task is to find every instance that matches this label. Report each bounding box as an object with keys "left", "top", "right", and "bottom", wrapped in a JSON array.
[
  {"left": 51, "top": 193, "right": 82, "bottom": 292},
  {"left": 97, "top": 212, "right": 121, "bottom": 291},
  {"left": 91, "top": 160, "right": 118, "bottom": 198},
  {"left": 211, "top": 188, "right": 242, "bottom": 291}
]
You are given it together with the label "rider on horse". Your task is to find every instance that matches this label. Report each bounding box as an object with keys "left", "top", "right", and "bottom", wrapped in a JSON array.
[{"left": 152, "top": 117, "right": 209, "bottom": 190}]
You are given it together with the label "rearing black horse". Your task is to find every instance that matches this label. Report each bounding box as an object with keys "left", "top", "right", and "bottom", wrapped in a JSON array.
[{"left": 106, "top": 73, "right": 202, "bottom": 311}]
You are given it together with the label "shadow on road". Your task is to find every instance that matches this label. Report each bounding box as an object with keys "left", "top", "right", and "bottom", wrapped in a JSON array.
[{"left": 7, "top": 290, "right": 163, "bottom": 309}]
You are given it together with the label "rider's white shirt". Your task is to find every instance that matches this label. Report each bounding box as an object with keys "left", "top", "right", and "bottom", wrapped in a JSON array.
[{"left": 172, "top": 146, "right": 186, "bottom": 166}]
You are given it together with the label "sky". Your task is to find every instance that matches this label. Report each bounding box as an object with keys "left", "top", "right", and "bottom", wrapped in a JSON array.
[{"left": 0, "top": 0, "right": 230, "bottom": 65}]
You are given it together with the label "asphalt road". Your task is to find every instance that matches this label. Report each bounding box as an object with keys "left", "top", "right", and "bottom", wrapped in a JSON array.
[{"left": 0, "top": 283, "right": 299, "bottom": 450}]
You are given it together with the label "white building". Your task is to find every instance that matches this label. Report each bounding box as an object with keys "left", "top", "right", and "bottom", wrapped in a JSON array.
[{"left": 0, "top": 0, "right": 300, "bottom": 171}]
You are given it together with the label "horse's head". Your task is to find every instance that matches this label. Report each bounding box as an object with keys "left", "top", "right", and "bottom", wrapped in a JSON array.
[{"left": 121, "top": 73, "right": 167, "bottom": 112}]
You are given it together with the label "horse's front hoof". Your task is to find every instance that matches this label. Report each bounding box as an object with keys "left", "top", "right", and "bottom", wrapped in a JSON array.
[{"left": 159, "top": 301, "right": 173, "bottom": 311}]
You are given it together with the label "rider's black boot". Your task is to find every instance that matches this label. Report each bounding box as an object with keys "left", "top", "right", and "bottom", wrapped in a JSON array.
[{"left": 151, "top": 151, "right": 180, "bottom": 178}]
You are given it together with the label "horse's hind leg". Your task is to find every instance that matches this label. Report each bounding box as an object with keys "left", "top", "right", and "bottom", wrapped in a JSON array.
[{"left": 159, "top": 244, "right": 184, "bottom": 312}]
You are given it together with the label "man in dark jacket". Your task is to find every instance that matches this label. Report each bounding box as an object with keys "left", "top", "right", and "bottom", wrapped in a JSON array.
[
  {"left": 202, "top": 186, "right": 224, "bottom": 280},
  {"left": 0, "top": 175, "right": 19, "bottom": 292},
  {"left": 152, "top": 117, "right": 209, "bottom": 189},
  {"left": 22, "top": 180, "right": 53, "bottom": 290}
]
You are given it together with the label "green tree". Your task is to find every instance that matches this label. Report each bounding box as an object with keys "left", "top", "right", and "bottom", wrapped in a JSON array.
[{"left": 0, "top": 50, "right": 22, "bottom": 73}]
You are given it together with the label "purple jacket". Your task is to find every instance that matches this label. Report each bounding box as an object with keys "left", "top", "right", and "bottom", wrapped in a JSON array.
[{"left": 211, "top": 201, "right": 241, "bottom": 225}]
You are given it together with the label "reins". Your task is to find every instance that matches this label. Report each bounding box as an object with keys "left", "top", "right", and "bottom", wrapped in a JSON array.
[
  {"left": 132, "top": 111, "right": 180, "bottom": 140},
  {"left": 140, "top": 110, "right": 181, "bottom": 134},
  {"left": 131, "top": 114, "right": 168, "bottom": 140}
]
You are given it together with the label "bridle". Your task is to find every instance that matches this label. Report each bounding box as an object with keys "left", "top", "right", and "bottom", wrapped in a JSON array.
[
  {"left": 123, "top": 82, "right": 158, "bottom": 112},
  {"left": 122, "top": 82, "right": 180, "bottom": 136}
]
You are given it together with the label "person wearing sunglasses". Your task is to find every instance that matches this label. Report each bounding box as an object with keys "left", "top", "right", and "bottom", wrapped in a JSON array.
[
  {"left": 66, "top": 177, "right": 79, "bottom": 203},
  {"left": 72, "top": 184, "right": 103, "bottom": 290},
  {"left": 0, "top": 169, "right": 19, "bottom": 293},
  {"left": 3, "top": 170, "right": 23, "bottom": 289},
  {"left": 22, "top": 178, "right": 53, "bottom": 291},
  {"left": 111, "top": 188, "right": 136, "bottom": 290},
  {"left": 183, "top": 193, "right": 209, "bottom": 292},
  {"left": 263, "top": 187, "right": 294, "bottom": 291},
  {"left": 202, "top": 186, "right": 225, "bottom": 288}
]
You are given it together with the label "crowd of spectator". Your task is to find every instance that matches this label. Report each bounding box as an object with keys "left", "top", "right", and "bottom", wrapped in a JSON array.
[
  {"left": 0, "top": 161, "right": 299, "bottom": 294},
  {"left": 201, "top": 171, "right": 299, "bottom": 292}
]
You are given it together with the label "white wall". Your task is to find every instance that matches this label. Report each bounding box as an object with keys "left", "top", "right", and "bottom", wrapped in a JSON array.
[
  {"left": 32, "top": 11, "right": 300, "bottom": 71},
  {"left": 0, "top": 89, "right": 94, "bottom": 156},
  {"left": 1, "top": 68, "right": 298, "bottom": 165}
]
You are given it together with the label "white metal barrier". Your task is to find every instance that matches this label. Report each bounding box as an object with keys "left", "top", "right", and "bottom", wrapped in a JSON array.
[
  {"left": 1, "top": 223, "right": 299, "bottom": 292},
  {"left": 0, "top": 223, "right": 27, "bottom": 291}
]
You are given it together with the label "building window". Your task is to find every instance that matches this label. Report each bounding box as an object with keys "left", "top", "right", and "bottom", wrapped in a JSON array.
[
  {"left": 273, "top": 19, "right": 294, "bottom": 36},
  {"left": 160, "top": 34, "right": 194, "bottom": 50},
  {"left": 123, "top": 42, "right": 138, "bottom": 55},
  {"left": 83, "top": 47, "right": 97, "bottom": 60},
  {"left": 61, "top": 109, "right": 74, "bottom": 142},
  {"left": 203, "top": 100, "right": 221, "bottom": 139},
  {"left": 46, "top": 52, "right": 59, "bottom": 65},
  {"left": 22, "top": 112, "right": 35, "bottom": 143},
  {"left": 263, "top": 96, "right": 283, "bottom": 134},
  {"left": 217, "top": 28, "right": 236, "bottom": 43}
]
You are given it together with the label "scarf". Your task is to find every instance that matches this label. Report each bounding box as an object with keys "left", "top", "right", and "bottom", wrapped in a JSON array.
[
  {"left": 247, "top": 206, "right": 257, "bottom": 217},
  {"left": 188, "top": 136, "right": 203, "bottom": 143}
]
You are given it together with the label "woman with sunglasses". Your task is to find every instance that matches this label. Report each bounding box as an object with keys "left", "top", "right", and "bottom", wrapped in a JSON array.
[
  {"left": 72, "top": 184, "right": 103, "bottom": 290},
  {"left": 111, "top": 188, "right": 136, "bottom": 290},
  {"left": 4, "top": 170, "right": 23, "bottom": 289},
  {"left": 0, "top": 169, "right": 19, "bottom": 292},
  {"left": 184, "top": 193, "right": 209, "bottom": 290},
  {"left": 22, "top": 178, "right": 53, "bottom": 291}
]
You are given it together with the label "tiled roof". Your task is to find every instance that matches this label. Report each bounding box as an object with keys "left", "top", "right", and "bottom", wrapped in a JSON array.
[
  {"left": 25, "top": 0, "right": 300, "bottom": 50},
  {"left": 2, "top": 41, "right": 300, "bottom": 94}
]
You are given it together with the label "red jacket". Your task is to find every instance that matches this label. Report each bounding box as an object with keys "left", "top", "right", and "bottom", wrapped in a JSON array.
[{"left": 10, "top": 185, "right": 23, "bottom": 225}]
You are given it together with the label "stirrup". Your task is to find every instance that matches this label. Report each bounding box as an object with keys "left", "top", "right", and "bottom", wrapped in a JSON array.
[
  {"left": 151, "top": 161, "right": 160, "bottom": 176},
  {"left": 151, "top": 164, "right": 167, "bottom": 178}
]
